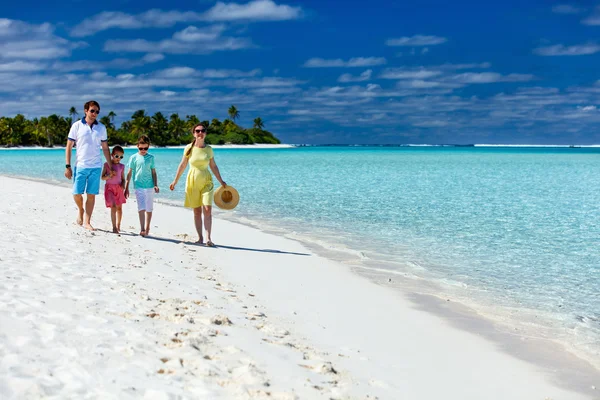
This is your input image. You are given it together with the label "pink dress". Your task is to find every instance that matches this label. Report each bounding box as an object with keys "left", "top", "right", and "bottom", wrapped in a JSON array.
[{"left": 104, "top": 163, "right": 126, "bottom": 207}]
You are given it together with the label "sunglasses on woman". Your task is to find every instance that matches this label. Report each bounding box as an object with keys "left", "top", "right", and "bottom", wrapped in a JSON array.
[{"left": 195, "top": 128, "right": 206, "bottom": 133}]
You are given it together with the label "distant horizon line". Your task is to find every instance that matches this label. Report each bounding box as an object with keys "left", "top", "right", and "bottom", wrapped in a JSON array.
[{"left": 290, "top": 143, "right": 600, "bottom": 148}]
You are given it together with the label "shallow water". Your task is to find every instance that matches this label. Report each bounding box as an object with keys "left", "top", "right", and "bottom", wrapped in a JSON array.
[{"left": 1, "top": 145, "right": 598, "bottom": 366}]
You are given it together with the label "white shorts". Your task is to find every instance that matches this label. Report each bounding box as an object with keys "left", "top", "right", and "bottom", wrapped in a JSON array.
[{"left": 135, "top": 188, "right": 154, "bottom": 212}]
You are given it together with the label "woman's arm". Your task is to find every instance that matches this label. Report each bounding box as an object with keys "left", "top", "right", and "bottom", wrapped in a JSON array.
[
  {"left": 209, "top": 158, "right": 226, "bottom": 187},
  {"left": 169, "top": 155, "right": 189, "bottom": 190}
]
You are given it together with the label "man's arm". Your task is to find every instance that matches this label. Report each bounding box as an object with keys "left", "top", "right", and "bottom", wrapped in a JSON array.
[
  {"left": 65, "top": 140, "right": 74, "bottom": 179},
  {"left": 101, "top": 141, "right": 113, "bottom": 176}
]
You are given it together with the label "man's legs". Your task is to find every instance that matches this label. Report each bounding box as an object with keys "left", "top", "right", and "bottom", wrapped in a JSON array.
[
  {"left": 83, "top": 168, "right": 101, "bottom": 231},
  {"left": 72, "top": 167, "right": 86, "bottom": 225},
  {"left": 83, "top": 194, "right": 96, "bottom": 230},
  {"left": 73, "top": 194, "right": 84, "bottom": 225}
]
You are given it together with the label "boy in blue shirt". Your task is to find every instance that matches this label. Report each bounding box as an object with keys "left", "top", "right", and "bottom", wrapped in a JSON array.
[{"left": 125, "top": 135, "right": 159, "bottom": 236}]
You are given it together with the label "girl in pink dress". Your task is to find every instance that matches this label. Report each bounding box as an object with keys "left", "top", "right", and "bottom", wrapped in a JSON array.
[{"left": 102, "top": 146, "right": 127, "bottom": 233}]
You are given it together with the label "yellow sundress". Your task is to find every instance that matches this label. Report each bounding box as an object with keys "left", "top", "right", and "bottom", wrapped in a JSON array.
[{"left": 184, "top": 144, "right": 214, "bottom": 208}]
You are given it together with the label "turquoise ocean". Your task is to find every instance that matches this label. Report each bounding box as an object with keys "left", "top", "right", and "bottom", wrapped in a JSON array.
[{"left": 1, "top": 146, "right": 598, "bottom": 367}]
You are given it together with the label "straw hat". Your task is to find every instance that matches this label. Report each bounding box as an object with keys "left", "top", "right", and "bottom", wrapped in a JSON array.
[{"left": 214, "top": 185, "right": 240, "bottom": 210}]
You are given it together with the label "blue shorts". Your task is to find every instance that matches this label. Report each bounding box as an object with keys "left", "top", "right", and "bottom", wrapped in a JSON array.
[{"left": 72, "top": 167, "right": 102, "bottom": 195}]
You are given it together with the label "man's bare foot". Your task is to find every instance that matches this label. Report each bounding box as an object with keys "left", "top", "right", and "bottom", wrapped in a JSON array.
[
  {"left": 196, "top": 236, "right": 204, "bottom": 244},
  {"left": 112, "top": 227, "right": 119, "bottom": 234},
  {"left": 140, "top": 230, "right": 146, "bottom": 237},
  {"left": 84, "top": 223, "right": 96, "bottom": 231},
  {"left": 76, "top": 214, "right": 83, "bottom": 225},
  {"left": 206, "top": 240, "right": 215, "bottom": 247},
  {"left": 145, "top": 229, "right": 151, "bottom": 237}
]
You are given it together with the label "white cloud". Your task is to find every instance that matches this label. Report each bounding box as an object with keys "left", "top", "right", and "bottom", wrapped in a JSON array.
[
  {"left": 380, "top": 68, "right": 443, "bottom": 79},
  {"left": 70, "top": 10, "right": 200, "bottom": 37},
  {"left": 552, "top": 4, "right": 585, "bottom": 14},
  {"left": 0, "top": 18, "right": 82, "bottom": 60},
  {"left": 142, "top": 53, "right": 165, "bottom": 63},
  {"left": 51, "top": 54, "right": 165, "bottom": 71},
  {"left": 385, "top": 35, "right": 447, "bottom": 47},
  {"left": 0, "top": 60, "right": 46, "bottom": 72},
  {"left": 303, "top": 57, "right": 387, "bottom": 68},
  {"left": 104, "top": 25, "right": 253, "bottom": 54},
  {"left": 338, "top": 69, "right": 372, "bottom": 83},
  {"left": 582, "top": 7, "right": 600, "bottom": 25},
  {"left": 412, "top": 120, "right": 449, "bottom": 128},
  {"left": 203, "top": 0, "right": 302, "bottom": 21},
  {"left": 450, "top": 72, "right": 535, "bottom": 84},
  {"left": 534, "top": 43, "right": 600, "bottom": 56},
  {"left": 438, "top": 62, "right": 491, "bottom": 70},
  {"left": 70, "top": 1, "right": 302, "bottom": 37}
]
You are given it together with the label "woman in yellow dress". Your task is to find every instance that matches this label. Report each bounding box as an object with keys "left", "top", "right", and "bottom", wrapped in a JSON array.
[{"left": 169, "top": 124, "right": 227, "bottom": 246}]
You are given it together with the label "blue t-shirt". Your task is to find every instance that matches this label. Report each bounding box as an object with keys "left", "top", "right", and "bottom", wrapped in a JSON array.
[{"left": 127, "top": 153, "right": 155, "bottom": 189}]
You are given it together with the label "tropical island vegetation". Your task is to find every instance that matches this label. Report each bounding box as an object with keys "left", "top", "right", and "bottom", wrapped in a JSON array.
[{"left": 0, "top": 105, "right": 281, "bottom": 147}]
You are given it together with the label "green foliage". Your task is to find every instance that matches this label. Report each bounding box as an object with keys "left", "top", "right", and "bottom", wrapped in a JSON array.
[{"left": 0, "top": 106, "right": 281, "bottom": 147}]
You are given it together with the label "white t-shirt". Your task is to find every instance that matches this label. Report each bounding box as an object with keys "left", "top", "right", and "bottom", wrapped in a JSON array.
[{"left": 68, "top": 118, "right": 108, "bottom": 169}]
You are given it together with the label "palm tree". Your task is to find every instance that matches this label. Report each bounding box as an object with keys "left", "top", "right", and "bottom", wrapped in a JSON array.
[
  {"left": 169, "top": 114, "right": 187, "bottom": 142},
  {"left": 253, "top": 117, "right": 264, "bottom": 130},
  {"left": 69, "top": 107, "right": 78, "bottom": 121},
  {"left": 228, "top": 105, "right": 239, "bottom": 122},
  {"left": 150, "top": 112, "right": 168, "bottom": 145},
  {"left": 107, "top": 111, "right": 116, "bottom": 123},
  {"left": 130, "top": 110, "right": 151, "bottom": 138}
]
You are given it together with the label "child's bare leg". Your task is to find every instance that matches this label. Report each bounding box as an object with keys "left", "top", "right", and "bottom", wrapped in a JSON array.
[
  {"left": 116, "top": 206, "right": 123, "bottom": 231},
  {"left": 144, "top": 212, "right": 153, "bottom": 236},
  {"left": 138, "top": 210, "right": 146, "bottom": 236},
  {"left": 110, "top": 206, "right": 118, "bottom": 233},
  {"left": 73, "top": 194, "right": 84, "bottom": 225}
]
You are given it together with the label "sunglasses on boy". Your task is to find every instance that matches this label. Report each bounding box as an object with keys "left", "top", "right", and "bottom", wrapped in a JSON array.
[
  {"left": 138, "top": 146, "right": 149, "bottom": 151},
  {"left": 195, "top": 128, "right": 207, "bottom": 133}
]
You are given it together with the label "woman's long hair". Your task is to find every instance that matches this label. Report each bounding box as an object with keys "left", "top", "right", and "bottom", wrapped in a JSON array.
[{"left": 185, "top": 124, "right": 204, "bottom": 158}]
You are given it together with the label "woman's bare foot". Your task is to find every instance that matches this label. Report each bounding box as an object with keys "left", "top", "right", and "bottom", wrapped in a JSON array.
[
  {"left": 206, "top": 240, "right": 215, "bottom": 247},
  {"left": 83, "top": 223, "right": 96, "bottom": 231},
  {"left": 145, "top": 228, "right": 150, "bottom": 237},
  {"left": 196, "top": 236, "right": 204, "bottom": 245},
  {"left": 112, "top": 227, "right": 119, "bottom": 234},
  {"left": 140, "top": 230, "right": 146, "bottom": 237}
]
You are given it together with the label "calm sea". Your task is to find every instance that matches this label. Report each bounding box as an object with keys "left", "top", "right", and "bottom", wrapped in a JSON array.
[{"left": 1, "top": 146, "right": 598, "bottom": 366}]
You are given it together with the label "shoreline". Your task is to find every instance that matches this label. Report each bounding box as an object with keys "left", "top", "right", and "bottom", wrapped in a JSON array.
[
  {"left": 213, "top": 206, "right": 600, "bottom": 375},
  {"left": 5, "top": 171, "right": 600, "bottom": 376},
  {"left": 0, "top": 175, "right": 598, "bottom": 399}
]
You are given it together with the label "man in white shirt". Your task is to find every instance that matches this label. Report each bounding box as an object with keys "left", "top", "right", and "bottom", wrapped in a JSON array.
[{"left": 64, "top": 100, "right": 113, "bottom": 230}]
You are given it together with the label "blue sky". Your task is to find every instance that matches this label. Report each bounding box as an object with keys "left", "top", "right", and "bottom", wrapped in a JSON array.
[{"left": 1, "top": 0, "right": 600, "bottom": 144}]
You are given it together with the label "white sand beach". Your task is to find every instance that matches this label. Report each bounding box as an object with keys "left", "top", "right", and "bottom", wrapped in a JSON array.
[{"left": 0, "top": 175, "right": 598, "bottom": 399}]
